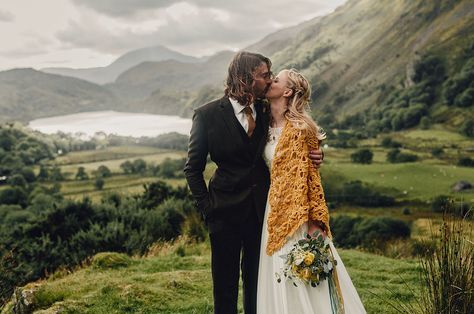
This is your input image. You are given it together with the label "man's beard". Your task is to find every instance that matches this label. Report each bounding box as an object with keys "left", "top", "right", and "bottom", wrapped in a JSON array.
[{"left": 255, "top": 84, "right": 271, "bottom": 100}]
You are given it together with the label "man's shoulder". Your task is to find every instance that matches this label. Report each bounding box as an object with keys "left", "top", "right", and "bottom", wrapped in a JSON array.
[{"left": 195, "top": 96, "right": 228, "bottom": 114}]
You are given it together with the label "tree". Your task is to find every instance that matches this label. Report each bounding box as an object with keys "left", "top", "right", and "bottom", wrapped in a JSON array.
[
  {"left": 458, "top": 157, "right": 474, "bottom": 167},
  {"left": 95, "top": 165, "right": 111, "bottom": 178},
  {"left": 49, "top": 166, "right": 64, "bottom": 181},
  {"left": 7, "top": 174, "right": 27, "bottom": 188},
  {"left": 20, "top": 168, "right": 36, "bottom": 183},
  {"left": 386, "top": 149, "right": 418, "bottom": 163},
  {"left": 460, "top": 120, "right": 474, "bottom": 137},
  {"left": 431, "top": 147, "right": 444, "bottom": 158},
  {"left": 419, "top": 116, "right": 431, "bottom": 129},
  {"left": 37, "top": 165, "right": 49, "bottom": 181},
  {"left": 95, "top": 178, "right": 105, "bottom": 190},
  {"left": 0, "top": 187, "right": 27, "bottom": 207},
  {"left": 132, "top": 159, "right": 147, "bottom": 174},
  {"left": 350, "top": 149, "right": 373, "bottom": 164},
  {"left": 120, "top": 161, "right": 134, "bottom": 174},
  {"left": 75, "top": 167, "right": 89, "bottom": 180}
]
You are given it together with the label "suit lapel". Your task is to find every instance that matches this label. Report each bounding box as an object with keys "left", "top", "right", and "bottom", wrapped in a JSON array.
[
  {"left": 219, "top": 97, "right": 246, "bottom": 147},
  {"left": 254, "top": 100, "right": 270, "bottom": 160}
]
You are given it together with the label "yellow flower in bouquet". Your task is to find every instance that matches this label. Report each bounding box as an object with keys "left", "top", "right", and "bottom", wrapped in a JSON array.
[
  {"left": 303, "top": 252, "right": 315, "bottom": 266},
  {"left": 302, "top": 268, "right": 312, "bottom": 280},
  {"left": 276, "top": 231, "right": 337, "bottom": 288}
]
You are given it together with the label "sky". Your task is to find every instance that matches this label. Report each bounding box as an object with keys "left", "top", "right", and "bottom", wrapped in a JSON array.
[{"left": 0, "top": 0, "right": 347, "bottom": 71}]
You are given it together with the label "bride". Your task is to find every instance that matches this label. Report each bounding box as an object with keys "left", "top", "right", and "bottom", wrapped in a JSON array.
[{"left": 257, "top": 69, "right": 366, "bottom": 314}]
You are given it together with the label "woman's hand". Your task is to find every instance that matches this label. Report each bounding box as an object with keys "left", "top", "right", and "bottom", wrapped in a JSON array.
[{"left": 308, "top": 220, "right": 327, "bottom": 239}]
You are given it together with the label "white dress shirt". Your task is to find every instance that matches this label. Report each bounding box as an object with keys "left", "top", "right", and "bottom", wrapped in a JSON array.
[{"left": 229, "top": 97, "right": 257, "bottom": 133}]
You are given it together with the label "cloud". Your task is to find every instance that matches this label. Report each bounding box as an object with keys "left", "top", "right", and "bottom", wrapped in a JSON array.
[
  {"left": 58, "top": 0, "right": 346, "bottom": 57},
  {"left": 0, "top": 35, "right": 52, "bottom": 58},
  {"left": 71, "top": 0, "right": 175, "bottom": 17},
  {"left": 0, "top": 10, "right": 14, "bottom": 22}
]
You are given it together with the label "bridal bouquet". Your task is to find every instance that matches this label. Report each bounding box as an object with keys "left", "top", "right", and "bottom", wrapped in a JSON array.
[{"left": 276, "top": 231, "right": 337, "bottom": 287}]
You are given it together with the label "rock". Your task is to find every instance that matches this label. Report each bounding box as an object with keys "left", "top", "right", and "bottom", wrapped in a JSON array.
[
  {"left": 11, "top": 283, "right": 42, "bottom": 314},
  {"left": 452, "top": 180, "right": 472, "bottom": 192}
]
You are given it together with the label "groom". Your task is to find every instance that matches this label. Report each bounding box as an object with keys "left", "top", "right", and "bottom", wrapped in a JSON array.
[{"left": 184, "top": 51, "right": 323, "bottom": 314}]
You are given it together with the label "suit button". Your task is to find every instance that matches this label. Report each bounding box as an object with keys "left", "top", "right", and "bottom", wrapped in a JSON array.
[{"left": 252, "top": 184, "right": 257, "bottom": 188}]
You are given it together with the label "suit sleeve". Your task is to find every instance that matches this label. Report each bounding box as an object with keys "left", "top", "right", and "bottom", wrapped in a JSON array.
[{"left": 184, "top": 109, "right": 211, "bottom": 216}]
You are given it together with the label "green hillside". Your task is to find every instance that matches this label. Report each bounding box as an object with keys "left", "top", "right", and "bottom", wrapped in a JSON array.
[
  {"left": 265, "top": 0, "right": 474, "bottom": 134},
  {"left": 1, "top": 240, "right": 420, "bottom": 314},
  {"left": 0, "top": 69, "right": 119, "bottom": 123}
]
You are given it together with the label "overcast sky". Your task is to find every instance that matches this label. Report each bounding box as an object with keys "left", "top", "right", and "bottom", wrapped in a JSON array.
[{"left": 0, "top": 0, "right": 347, "bottom": 71}]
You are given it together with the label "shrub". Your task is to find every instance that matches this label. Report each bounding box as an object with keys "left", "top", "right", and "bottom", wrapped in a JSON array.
[
  {"left": 431, "top": 195, "right": 451, "bottom": 213},
  {"left": 91, "top": 252, "right": 132, "bottom": 269},
  {"left": 330, "top": 215, "right": 363, "bottom": 248},
  {"left": 95, "top": 177, "right": 105, "bottom": 190},
  {"left": 381, "top": 137, "right": 402, "bottom": 148},
  {"left": 431, "top": 147, "right": 444, "bottom": 158},
  {"left": 181, "top": 211, "right": 207, "bottom": 242},
  {"left": 95, "top": 165, "right": 111, "bottom": 178},
  {"left": 330, "top": 215, "right": 410, "bottom": 250},
  {"left": 75, "top": 167, "right": 89, "bottom": 180},
  {"left": 460, "top": 119, "right": 474, "bottom": 137},
  {"left": 355, "top": 217, "right": 411, "bottom": 249},
  {"left": 418, "top": 214, "right": 473, "bottom": 313},
  {"left": 458, "top": 157, "right": 474, "bottom": 167},
  {"left": 350, "top": 149, "right": 373, "bottom": 164},
  {"left": 341, "top": 181, "right": 395, "bottom": 207},
  {"left": 0, "top": 187, "right": 28, "bottom": 207},
  {"left": 419, "top": 116, "right": 431, "bottom": 129},
  {"left": 386, "top": 149, "right": 418, "bottom": 163},
  {"left": 402, "top": 208, "right": 411, "bottom": 215}
]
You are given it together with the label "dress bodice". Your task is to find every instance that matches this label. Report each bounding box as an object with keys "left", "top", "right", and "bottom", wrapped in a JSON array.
[{"left": 263, "top": 127, "right": 283, "bottom": 171}]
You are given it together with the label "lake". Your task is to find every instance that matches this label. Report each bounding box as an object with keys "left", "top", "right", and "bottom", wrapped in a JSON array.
[{"left": 28, "top": 111, "right": 192, "bottom": 138}]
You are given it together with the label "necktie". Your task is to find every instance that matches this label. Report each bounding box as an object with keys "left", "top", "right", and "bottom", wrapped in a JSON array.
[{"left": 243, "top": 106, "right": 255, "bottom": 137}]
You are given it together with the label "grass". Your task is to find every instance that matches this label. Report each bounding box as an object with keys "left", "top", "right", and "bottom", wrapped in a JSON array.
[
  {"left": 49, "top": 175, "right": 186, "bottom": 202},
  {"left": 54, "top": 146, "right": 168, "bottom": 165},
  {"left": 320, "top": 154, "right": 474, "bottom": 202},
  {"left": 1, "top": 240, "right": 421, "bottom": 314},
  {"left": 58, "top": 151, "right": 185, "bottom": 175}
]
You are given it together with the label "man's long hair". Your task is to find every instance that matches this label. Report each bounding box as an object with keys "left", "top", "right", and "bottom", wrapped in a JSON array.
[{"left": 224, "top": 51, "right": 271, "bottom": 107}]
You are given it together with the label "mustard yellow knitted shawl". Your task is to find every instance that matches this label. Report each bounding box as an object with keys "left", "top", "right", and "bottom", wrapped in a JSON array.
[{"left": 266, "top": 121, "right": 331, "bottom": 255}]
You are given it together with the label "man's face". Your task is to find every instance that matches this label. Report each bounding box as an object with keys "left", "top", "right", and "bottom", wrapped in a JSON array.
[{"left": 251, "top": 63, "right": 273, "bottom": 99}]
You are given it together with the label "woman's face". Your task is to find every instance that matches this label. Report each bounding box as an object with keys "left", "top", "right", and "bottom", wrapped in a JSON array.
[{"left": 265, "top": 70, "right": 291, "bottom": 100}]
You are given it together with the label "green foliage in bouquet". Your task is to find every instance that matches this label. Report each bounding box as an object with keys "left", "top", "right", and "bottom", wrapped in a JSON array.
[{"left": 277, "top": 231, "right": 337, "bottom": 288}]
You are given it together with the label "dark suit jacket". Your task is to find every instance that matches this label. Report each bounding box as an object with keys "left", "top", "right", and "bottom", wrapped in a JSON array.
[{"left": 184, "top": 96, "right": 270, "bottom": 232}]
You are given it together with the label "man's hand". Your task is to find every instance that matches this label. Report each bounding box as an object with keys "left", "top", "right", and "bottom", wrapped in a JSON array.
[{"left": 309, "top": 149, "right": 324, "bottom": 168}]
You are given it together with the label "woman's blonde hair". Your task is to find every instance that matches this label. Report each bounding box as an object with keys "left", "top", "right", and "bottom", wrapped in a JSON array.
[{"left": 284, "top": 69, "right": 326, "bottom": 140}]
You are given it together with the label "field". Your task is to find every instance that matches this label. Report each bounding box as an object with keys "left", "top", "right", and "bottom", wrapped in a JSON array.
[
  {"left": 1, "top": 240, "right": 421, "bottom": 314},
  {"left": 45, "top": 126, "right": 474, "bottom": 204},
  {"left": 45, "top": 146, "right": 188, "bottom": 201}
]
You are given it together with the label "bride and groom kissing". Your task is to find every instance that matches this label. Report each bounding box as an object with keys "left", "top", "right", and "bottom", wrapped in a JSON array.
[{"left": 184, "top": 51, "right": 366, "bottom": 314}]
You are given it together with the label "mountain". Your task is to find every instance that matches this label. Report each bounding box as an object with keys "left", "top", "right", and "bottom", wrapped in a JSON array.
[
  {"left": 0, "top": 68, "right": 119, "bottom": 122},
  {"left": 245, "top": 18, "right": 321, "bottom": 56},
  {"left": 257, "top": 0, "right": 474, "bottom": 134},
  {"left": 42, "top": 45, "right": 200, "bottom": 85},
  {"left": 108, "top": 50, "right": 235, "bottom": 117}
]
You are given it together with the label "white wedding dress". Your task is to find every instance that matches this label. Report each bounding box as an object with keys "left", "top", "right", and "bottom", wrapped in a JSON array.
[{"left": 257, "top": 127, "right": 366, "bottom": 314}]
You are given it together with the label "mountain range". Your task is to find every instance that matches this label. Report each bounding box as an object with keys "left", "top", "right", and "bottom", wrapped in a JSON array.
[{"left": 0, "top": 0, "right": 472, "bottom": 134}]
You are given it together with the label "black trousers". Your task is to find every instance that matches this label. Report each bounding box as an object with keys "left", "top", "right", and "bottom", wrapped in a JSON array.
[{"left": 209, "top": 210, "right": 263, "bottom": 314}]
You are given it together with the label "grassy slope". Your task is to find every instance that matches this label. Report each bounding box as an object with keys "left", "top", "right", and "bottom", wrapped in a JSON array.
[
  {"left": 270, "top": 0, "right": 474, "bottom": 127},
  {"left": 2, "top": 242, "right": 420, "bottom": 314}
]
